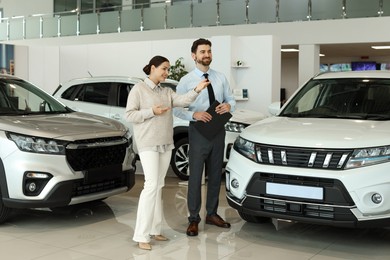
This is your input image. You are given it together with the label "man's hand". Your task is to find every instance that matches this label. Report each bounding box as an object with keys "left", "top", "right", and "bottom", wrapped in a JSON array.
[
  {"left": 193, "top": 111, "right": 212, "bottom": 122},
  {"left": 215, "top": 103, "right": 231, "bottom": 114},
  {"left": 153, "top": 105, "right": 171, "bottom": 115}
]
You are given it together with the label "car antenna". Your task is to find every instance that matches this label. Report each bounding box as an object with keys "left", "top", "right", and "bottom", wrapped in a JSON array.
[{"left": 87, "top": 71, "right": 93, "bottom": 77}]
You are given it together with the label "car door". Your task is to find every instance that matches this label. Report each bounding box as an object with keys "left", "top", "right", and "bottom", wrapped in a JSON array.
[
  {"left": 108, "top": 82, "right": 134, "bottom": 131},
  {"left": 66, "top": 82, "right": 112, "bottom": 119}
]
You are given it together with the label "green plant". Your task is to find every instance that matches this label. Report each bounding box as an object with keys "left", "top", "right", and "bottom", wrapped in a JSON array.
[{"left": 168, "top": 57, "right": 188, "bottom": 81}]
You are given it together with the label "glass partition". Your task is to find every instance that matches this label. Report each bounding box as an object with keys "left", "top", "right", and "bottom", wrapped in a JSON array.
[
  {"left": 220, "top": 0, "right": 246, "bottom": 25},
  {"left": 42, "top": 16, "right": 59, "bottom": 38},
  {"left": 279, "top": 0, "right": 308, "bottom": 22},
  {"left": 99, "top": 11, "right": 119, "bottom": 34},
  {"left": 143, "top": 6, "right": 166, "bottom": 30},
  {"left": 9, "top": 18, "right": 24, "bottom": 40},
  {"left": 120, "top": 9, "right": 142, "bottom": 32},
  {"left": 383, "top": 1, "right": 390, "bottom": 16},
  {"left": 311, "top": 0, "right": 342, "bottom": 20},
  {"left": 193, "top": 2, "right": 217, "bottom": 27},
  {"left": 25, "top": 16, "right": 41, "bottom": 39},
  {"left": 0, "top": 20, "right": 7, "bottom": 41},
  {"left": 248, "top": 0, "right": 276, "bottom": 24},
  {"left": 60, "top": 15, "right": 78, "bottom": 37},
  {"left": 346, "top": 0, "right": 380, "bottom": 18},
  {"left": 79, "top": 13, "right": 98, "bottom": 35},
  {"left": 0, "top": 0, "right": 387, "bottom": 40},
  {"left": 167, "top": 4, "right": 192, "bottom": 29}
]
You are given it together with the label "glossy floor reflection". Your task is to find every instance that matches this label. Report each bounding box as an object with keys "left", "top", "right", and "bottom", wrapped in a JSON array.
[{"left": 1, "top": 165, "right": 390, "bottom": 259}]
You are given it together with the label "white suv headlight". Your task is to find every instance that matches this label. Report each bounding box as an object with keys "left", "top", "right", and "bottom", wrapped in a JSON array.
[
  {"left": 225, "top": 122, "right": 247, "bottom": 133},
  {"left": 233, "top": 137, "right": 257, "bottom": 162},
  {"left": 345, "top": 146, "right": 390, "bottom": 169},
  {"left": 7, "top": 132, "right": 66, "bottom": 155}
]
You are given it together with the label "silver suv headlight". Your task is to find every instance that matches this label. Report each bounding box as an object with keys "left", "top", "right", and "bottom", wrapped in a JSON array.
[
  {"left": 225, "top": 121, "right": 247, "bottom": 133},
  {"left": 233, "top": 136, "right": 257, "bottom": 162},
  {"left": 7, "top": 132, "right": 66, "bottom": 155},
  {"left": 345, "top": 146, "right": 390, "bottom": 169}
]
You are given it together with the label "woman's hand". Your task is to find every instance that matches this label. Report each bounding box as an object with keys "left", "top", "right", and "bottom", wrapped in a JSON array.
[
  {"left": 153, "top": 105, "right": 171, "bottom": 115},
  {"left": 194, "top": 79, "right": 210, "bottom": 93}
]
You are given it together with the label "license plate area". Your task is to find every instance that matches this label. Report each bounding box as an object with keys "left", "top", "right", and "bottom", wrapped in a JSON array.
[
  {"left": 83, "top": 164, "right": 122, "bottom": 184},
  {"left": 266, "top": 182, "right": 323, "bottom": 200}
]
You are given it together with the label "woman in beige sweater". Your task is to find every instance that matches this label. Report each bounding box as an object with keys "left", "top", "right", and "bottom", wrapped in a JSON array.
[{"left": 125, "top": 55, "right": 209, "bottom": 250}]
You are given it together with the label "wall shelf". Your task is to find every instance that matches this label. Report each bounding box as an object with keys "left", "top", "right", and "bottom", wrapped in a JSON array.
[{"left": 231, "top": 65, "right": 249, "bottom": 68}]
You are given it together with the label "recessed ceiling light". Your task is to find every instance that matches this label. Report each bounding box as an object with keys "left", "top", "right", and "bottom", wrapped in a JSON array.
[
  {"left": 371, "top": 46, "right": 390, "bottom": 49},
  {"left": 281, "top": 49, "right": 325, "bottom": 56},
  {"left": 281, "top": 48, "right": 299, "bottom": 52}
]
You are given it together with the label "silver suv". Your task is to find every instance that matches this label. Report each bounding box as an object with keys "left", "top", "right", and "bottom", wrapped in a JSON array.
[
  {"left": 53, "top": 76, "right": 265, "bottom": 180},
  {"left": 0, "top": 74, "right": 136, "bottom": 223}
]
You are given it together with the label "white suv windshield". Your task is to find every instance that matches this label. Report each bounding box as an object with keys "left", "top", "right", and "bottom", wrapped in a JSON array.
[
  {"left": 0, "top": 78, "right": 69, "bottom": 115},
  {"left": 280, "top": 78, "right": 390, "bottom": 120}
]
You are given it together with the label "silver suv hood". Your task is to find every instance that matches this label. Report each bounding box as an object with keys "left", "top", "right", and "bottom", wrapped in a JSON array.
[{"left": 0, "top": 112, "right": 127, "bottom": 141}]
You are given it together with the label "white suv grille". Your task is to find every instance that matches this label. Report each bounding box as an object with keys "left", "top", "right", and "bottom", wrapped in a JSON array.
[{"left": 255, "top": 144, "right": 353, "bottom": 169}]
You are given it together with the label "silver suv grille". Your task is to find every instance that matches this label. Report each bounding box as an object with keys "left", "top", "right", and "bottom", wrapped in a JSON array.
[
  {"left": 65, "top": 137, "right": 128, "bottom": 171},
  {"left": 255, "top": 144, "right": 353, "bottom": 169}
]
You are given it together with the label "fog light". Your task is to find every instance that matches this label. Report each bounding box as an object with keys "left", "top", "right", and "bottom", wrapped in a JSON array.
[
  {"left": 372, "top": 193, "right": 382, "bottom": 204},
  {"left": 27, "top": 182, "right": 37, "bottom": 192},
  {"left": 23, "top": 171, "right": 53, "bottom": 196},
  {"left": 225, "top": 171, "right": 230, "bottom": 191},
  {"left": 231, "top": 178, "right": 239, "bottom": 189},
  {"left": 26, "top": 172, "right": 50, "bottom": 179}
]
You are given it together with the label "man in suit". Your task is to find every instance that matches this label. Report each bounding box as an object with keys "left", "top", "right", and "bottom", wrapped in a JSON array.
[{"left": 174, "top": 38, "right": 236, "bottom": 236}]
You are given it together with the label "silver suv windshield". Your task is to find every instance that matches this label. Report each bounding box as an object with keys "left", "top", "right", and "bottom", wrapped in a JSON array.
[
  {"left": 0, "top": 78, "right": 69, "bottom": 115},
  {"left": 280, "top": 78, "right": 390, "bottom": 120}
]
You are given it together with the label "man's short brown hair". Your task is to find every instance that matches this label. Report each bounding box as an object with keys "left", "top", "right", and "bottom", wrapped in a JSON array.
[{"left": 191, "top": 38, "right": 212, "bottom": 54}]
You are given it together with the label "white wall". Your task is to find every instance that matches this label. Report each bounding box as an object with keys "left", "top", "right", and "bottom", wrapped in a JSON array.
[
  {"left": 27, "top": 46, "right": 59, "bottom": 93},
  {"left": 54, "top": 35, "right": 280, "bottom": 115}
]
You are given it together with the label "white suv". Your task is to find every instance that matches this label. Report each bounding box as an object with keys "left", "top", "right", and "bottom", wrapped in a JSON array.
[
  {"left": 226, "top": 71, "right": 390, "bottom": 228},
  {"left": 53, "top": 76, "right": 265, "bottom": 180},
  {"left": 0, "top": 74, "right": 136, "bottom": 223}
]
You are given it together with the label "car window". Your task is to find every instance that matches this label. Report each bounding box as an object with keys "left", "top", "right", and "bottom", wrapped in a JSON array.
[
  {"left": 60, "top": 84, "right": 79, "bottom": 100},
  {"left": 76, "top": 83, "right": 110, "bottom": 105},
  {"left": 0, "top": 79, "right": 68, "bottom": 115},
  {"left": 281, "top": 78, "right": 390, "bottom": 120},
  {"left": 118, "top": 83, "right": 133, "bottom": 107}
]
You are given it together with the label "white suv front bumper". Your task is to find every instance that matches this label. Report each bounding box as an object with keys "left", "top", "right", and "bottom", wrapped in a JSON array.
[{"left": 226, "top": 148, "right": 390, "bottom": 227}]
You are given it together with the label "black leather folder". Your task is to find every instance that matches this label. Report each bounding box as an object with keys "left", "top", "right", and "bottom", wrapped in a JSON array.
[{"left": 193, "top": 101, "right": 232, "bottom": 140}]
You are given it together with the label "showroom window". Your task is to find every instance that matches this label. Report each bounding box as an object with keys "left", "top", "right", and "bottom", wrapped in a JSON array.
[
  {"left": 133, "top": 0, "right": 150, "bottom": 9},
  {"left": 54, "top": 0, "right": 122, "bottom": 14}
]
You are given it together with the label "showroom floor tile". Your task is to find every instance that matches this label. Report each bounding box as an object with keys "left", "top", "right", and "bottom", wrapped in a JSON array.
[{"left": 1, "top": 164, "right": 390, "bottom": 260}]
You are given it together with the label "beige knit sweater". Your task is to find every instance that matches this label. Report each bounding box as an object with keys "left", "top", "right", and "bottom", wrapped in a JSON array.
[{"left": 124, "top": 79, "right": 198, "bottom": 151}]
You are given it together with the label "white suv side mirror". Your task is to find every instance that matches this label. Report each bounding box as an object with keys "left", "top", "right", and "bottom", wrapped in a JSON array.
[{"left": 268, "top": 101, "right": 282, "bottom": 116}]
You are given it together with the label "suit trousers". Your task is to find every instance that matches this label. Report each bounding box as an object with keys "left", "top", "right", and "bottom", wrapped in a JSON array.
[
  {"left": 187, "top": 124, "right": 225, "bottom": 223},
  {"left": 133, "top": 149, "right": 172, "bottom": 243}
]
